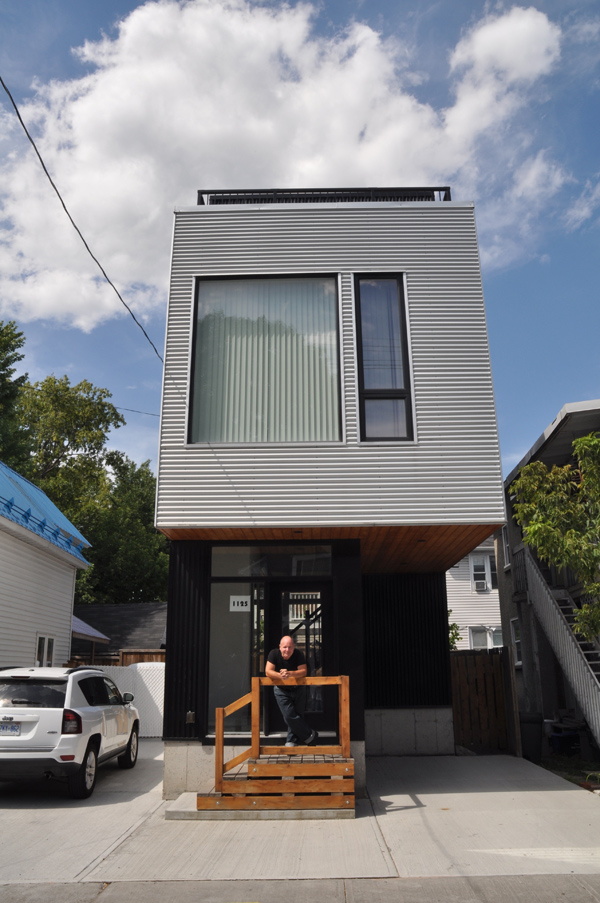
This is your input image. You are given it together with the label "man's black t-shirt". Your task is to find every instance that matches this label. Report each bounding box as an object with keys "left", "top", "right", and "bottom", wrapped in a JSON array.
[{"left": 267, "top": 647, "right": 307, "bottom": 673}]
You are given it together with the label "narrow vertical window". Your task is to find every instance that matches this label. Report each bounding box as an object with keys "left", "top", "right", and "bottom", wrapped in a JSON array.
[
  {"left": 355, "top": 275, "right": 412, "bottom": 440},
  {"left": 510, "top": 619, "right": 522, "bottom": 665},
  {"left": 502, "top": 525, "right": 511, "bottom": 567}
]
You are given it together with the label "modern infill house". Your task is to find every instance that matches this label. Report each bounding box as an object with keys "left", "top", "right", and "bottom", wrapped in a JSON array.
[{"left": 155, "top": 187, "right": 505, "bottom": 798}]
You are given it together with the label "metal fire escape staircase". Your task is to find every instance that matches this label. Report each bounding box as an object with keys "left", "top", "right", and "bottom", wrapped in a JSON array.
[{"left": 523, "top": 547, "right": 600, "bottom": 747}]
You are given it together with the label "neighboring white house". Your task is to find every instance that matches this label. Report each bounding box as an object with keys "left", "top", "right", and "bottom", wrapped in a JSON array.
[
  {"left": 0, "top": 461, "right": 90, "bottom": 669},
  {"left": 446, "top": 539, "right": 502, "bottom": 651}
]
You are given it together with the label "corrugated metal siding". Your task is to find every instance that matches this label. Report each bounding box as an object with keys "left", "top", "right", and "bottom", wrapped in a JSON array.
[
  {"left": 445, "top": 543, "right": 502, "bottom": 650},
  {"left": 0, "top": 529, "right": 76, "bottom": 668},
  {"left": 156, "top": 203, "right": 504, "bottom": 528},
  {"left": 364, "top": 573, "right": 452, "bottom": 707}
]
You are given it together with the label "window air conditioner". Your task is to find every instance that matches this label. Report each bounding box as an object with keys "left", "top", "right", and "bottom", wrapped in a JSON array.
[{"left": 475, "top": 580, "right": 487, "bottom": 592}]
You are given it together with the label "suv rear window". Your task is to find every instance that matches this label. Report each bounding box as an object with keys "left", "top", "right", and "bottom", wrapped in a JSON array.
[{"left": 0, "top": 679, "right": 67, "bottom": 708}]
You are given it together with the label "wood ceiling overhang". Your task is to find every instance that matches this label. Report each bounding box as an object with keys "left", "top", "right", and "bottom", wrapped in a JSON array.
[{"left": 158, "top": 523, "right": 502, "bottom": 574}]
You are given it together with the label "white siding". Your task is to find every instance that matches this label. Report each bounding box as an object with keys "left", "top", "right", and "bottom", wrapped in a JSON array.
[
  {"left": 0, "top": 529, "right": 76, "bottom": 668},
  {"left": 156, "top": 202, "right": 504, "bottom": 529},
  {"left": 446, "top": 541, "right": 501, "bottom": 650}
]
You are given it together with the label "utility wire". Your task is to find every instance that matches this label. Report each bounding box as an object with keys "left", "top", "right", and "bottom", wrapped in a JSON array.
[
  {"left": 116, "top": 406, "right": 160, "bottom": 417},
  {"left": 0, "top": 74, "right": 164, "bottom": 364}
]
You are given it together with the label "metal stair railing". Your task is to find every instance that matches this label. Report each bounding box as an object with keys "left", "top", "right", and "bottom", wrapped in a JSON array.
[
  {"left": 552, "top": 591, "right": 600, "bottom": 678},
  {"left": 524, "top": 547, "right": 600, "bottom": 746}
]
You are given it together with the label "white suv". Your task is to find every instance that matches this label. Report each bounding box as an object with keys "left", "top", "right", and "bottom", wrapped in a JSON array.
[{"left": 0, "top": 666, "right": 140, "bottom": 799}]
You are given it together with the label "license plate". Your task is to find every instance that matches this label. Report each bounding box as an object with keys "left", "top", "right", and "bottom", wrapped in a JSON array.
[{"left": 0, "top": 723, "right": 21, "bottom": 736}]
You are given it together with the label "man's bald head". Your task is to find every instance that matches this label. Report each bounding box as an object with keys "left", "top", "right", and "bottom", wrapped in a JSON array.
[{"left": 279, "top": 636, "right": 295, "bottom": 660}]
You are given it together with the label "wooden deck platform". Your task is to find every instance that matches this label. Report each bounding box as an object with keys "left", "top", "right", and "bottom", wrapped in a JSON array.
[
  {"left": 197, "top": 752, "right": 355, "bottom": 818},
  {"left": 188, "top": 675, "right": 354, "bottom": 819}
]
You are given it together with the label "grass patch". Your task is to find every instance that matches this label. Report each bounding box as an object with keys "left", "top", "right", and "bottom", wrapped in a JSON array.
[{"left": 541, "top": 753, "right": 600, "bottom": 785}]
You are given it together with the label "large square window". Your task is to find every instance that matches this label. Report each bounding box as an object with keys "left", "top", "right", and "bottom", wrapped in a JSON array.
[
  {"left": 355, "top": 275, "right": 413, "bottom": 441},
  {"left": 189, "top": 276, "right": 341, "bottom": 443}
]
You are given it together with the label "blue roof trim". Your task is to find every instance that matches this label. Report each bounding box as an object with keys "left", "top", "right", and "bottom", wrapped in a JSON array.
[{"left": 0, "top": 461, "right": 90, "bottom": 565}]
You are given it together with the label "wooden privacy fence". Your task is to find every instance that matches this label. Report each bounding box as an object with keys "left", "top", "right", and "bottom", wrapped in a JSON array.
[
  {"left": 119, "top": 649, "right": 165, "bottom": 666},
  {"left": 214, "top": 675, "right": 350, "bottom": 793},
  {"left": 451, "top": 648, "right": 521, "bottom": 756}
]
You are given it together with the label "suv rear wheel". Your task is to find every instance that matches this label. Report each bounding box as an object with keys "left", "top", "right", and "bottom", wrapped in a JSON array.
[
  {"left": 67, "top": 741, "right": 98, "bottom": 799},
  {"left": 118, "top": 725, "right": 139, "bottom": 769}
]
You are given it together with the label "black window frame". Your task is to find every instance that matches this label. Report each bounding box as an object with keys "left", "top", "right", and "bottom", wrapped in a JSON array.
[
  {"left": 188, "top": 273, "right": 343, "bottom": 445},
  {"left": 354, "top": 273, "right": 413, "bottom": 442}
]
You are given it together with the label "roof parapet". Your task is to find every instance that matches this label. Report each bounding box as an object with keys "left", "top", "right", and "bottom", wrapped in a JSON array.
[{"left": 197, "top": 187, "right": 452, "bottom": 206}]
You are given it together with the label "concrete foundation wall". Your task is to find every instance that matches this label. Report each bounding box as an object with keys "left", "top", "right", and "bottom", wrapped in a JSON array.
[
  {"left": 365, "top": 707, "right": 455, "bottom": 755},
  {"left": 163, "top": 739, "right": 367, "bottom": 800}
]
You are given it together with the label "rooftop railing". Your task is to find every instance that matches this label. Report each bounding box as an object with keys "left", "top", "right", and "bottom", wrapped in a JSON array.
[{"left": 197, "top": 187, "right": 452, "bottom": 206}]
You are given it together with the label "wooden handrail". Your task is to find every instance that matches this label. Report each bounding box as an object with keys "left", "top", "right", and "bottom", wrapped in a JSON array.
[
  {"left": 257, "top": 676, "right": 344, "bottom": 686},
  {"left": 214, "top": 675, "right": 351, "bottom": 791},
  {"left": 223, "top": 692, "right": 252, "bottom": 717}
]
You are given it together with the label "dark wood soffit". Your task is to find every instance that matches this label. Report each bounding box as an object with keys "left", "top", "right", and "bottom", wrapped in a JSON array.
[{"left": 157, "top": 524, "right": 502, "bottom": 573}]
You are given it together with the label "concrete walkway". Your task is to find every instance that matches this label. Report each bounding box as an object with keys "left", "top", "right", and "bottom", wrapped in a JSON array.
[{"left": 2, "top": 741, "right": 600, "bottom": 902}]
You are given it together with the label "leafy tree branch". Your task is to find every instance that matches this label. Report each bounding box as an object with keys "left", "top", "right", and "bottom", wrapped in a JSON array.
[{"left": 510, "top": 432, "right": 600, "bottom": 640}]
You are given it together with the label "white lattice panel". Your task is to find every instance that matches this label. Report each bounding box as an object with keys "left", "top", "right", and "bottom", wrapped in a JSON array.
[{"left": 98, "top": 663, "right": 164, "bottom": 738}]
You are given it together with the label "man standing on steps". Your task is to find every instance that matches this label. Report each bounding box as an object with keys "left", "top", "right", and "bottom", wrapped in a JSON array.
[{"left": 266, "top": 635, "right": 319, "bottom": 748}]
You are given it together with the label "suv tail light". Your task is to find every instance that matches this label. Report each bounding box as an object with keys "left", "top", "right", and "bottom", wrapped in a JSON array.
[{"left": 61, "top": 709, "right": 82, "bottom": 734}]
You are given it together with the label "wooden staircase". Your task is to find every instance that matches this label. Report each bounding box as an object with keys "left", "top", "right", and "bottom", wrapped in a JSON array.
[{"left": 196, "top": 675, "right": 355, "bottom": 818}]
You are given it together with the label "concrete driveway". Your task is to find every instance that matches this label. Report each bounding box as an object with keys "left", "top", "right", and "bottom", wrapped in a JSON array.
[{"left": 3, "top": 741, "right": 600, "bottom": 902}]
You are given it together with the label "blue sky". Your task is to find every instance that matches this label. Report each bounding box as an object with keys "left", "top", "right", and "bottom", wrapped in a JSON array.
[{"left": 0, "top": 0, "right": 599, "bottom": 476}]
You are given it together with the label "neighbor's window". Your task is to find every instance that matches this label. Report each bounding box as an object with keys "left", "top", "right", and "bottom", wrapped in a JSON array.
[
  {"left": 511, "top": 618, "right": 522, "bottom": 665},
  {"left": 470, "top": 627, "right": 488, "bottom": 650},
  {"left": 355, "top": 275, "right": 412, "bottom": 440},
  {"left": 502, "top": 525, "right": 511, "bottom": 568},
  {"left": 189, "top": 276, "right": 341, "bottom": 443},
  {"left": 470, "top": 626, "right": 503, "bottom": 650},
  {"left": 35, "top": 635, "right": 54, "bottom": 667},
  {"left": 471, "top": 552, "right": 498, "bottom": 592}
]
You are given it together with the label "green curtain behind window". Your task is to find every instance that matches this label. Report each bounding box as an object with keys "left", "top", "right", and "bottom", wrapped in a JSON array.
[{"left": 190, "top": 277, "right": 340, "bottom": 443}]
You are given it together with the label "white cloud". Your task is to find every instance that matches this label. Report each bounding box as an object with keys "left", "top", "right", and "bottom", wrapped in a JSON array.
[
  {"left": 450, "top": 6, "right": 560, "bottom": 83},
  {"left": 476, "top": 151, "right": 570, "bottom": 269},
  {"left": 565, "top": 178, "right": 600, "bottom": 230},
  {"left": 566, "top": 16, "right": 600, "bottom": 46},
  {"left": 0, "top": 1, "right": 567, "bottom": 329}
]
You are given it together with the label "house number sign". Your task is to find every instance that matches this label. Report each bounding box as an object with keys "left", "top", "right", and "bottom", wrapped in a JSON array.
[{"left": 230, "top": 595, "right": 251, "bottom": 612}]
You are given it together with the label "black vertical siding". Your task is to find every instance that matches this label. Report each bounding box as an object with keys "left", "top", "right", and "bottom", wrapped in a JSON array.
[
  {"left": 364, "top": 573, "right": 452, "bottom": 707},
  {"left": 163, "top": 541, "right": 210, "bottom": 739},
  {"left": 333, "top": 541, "right": 365, "bottom": 740}
]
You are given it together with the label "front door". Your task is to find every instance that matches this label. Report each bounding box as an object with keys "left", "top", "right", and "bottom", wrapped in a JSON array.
[{"left": 264, "top": 582, "right": 337, "bottom": 737}]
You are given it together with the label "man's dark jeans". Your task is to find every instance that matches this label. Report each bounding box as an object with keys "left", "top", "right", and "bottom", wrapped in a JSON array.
[{"left": 274, "top": 686, "right": 312, "bottom": 743}]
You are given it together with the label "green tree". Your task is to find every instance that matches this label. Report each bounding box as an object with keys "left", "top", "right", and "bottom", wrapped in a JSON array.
[
  {"left": 17, "top": 374, "right": 125, "bottom": 518},
  {"left": 75, "top": 455, "right": 169, "bottom": 605},
  {"left": 448, "top": 610, "right": 462, "bottom": 651},
  {"left": 16, "top": 373, "right": 167, "bottom": 604},
  {"left": 0, "top": 320, "right": 30, "bottom": 470},
  {"left": 510, "top": 432, "right": 600, "bottom": 639}
]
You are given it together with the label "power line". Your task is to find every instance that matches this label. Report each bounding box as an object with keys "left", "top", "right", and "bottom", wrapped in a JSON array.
[
  {"left": 116, "top": 406, "right": 160, "bottom": 417},
  {"left": 0, "top": 74, "right": 164, "bottom": 364}
]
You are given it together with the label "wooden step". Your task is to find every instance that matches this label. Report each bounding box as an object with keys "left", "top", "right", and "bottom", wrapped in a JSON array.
[
  {"left": 260, "top": 744, "right": 342, "bottom": 756},
  {"left": 220, "top": 777, "right": 354, "bottom": 793},
  {"left": 196, "top": 795, "right": 354, "bottom": 811},
  {"left": 198, "top": 754, "right": 355, "bottom": 815},
  {"left": 248, "top": 757, "right": 354, "bottom": 778}
]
